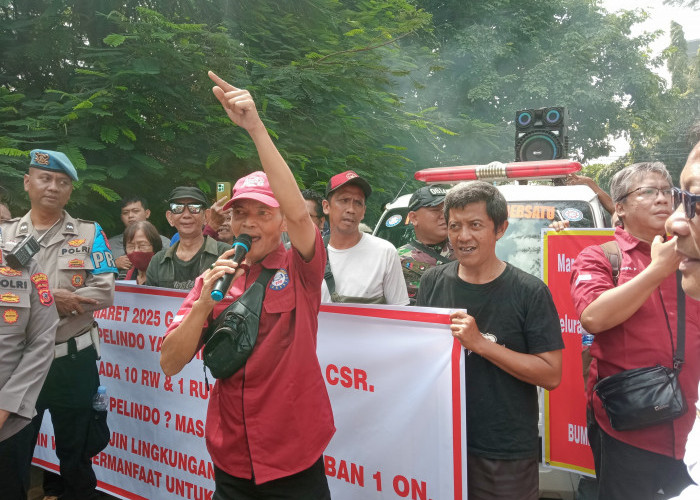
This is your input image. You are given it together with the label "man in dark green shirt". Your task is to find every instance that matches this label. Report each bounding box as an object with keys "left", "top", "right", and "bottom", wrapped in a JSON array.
[{"left": 146, "top": 187, "right": 229, "bottom": 289}]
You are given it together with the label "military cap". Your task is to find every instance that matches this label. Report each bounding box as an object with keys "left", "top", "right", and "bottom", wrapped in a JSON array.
[
  {"left": 29, "top": 149, "right": 78, "bottom": 181},
  {"left": 408, "top": 185, "right": 448, "bottom": 212}
]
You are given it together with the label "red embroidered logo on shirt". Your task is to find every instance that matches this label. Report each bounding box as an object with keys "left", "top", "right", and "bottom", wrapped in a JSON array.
[
  {"left": 71, "top": 274, "right": 84, "bottom": 287},
  {"left": 68, "top": 259, "right": 84, "bottom": 268}
]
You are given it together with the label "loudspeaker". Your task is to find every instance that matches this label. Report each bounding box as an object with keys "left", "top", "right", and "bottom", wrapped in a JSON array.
[{"left": 515, "top": 107, "right": 568, "bottom": 161}]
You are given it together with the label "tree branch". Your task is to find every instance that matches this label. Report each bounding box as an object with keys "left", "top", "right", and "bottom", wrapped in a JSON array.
[{"left": 310, "top": 31, "right": 415, "bottom": 65}]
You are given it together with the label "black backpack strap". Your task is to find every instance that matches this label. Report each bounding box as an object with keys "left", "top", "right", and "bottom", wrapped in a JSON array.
[
  {"left": 675, "top": 271, "right": 686, "bottom": 371},
  {"left": 323, "top": 235, "right": 340, "bottom": 302},
  {"left": 600, "top": 240, "right": 621, "bottom": 286}
]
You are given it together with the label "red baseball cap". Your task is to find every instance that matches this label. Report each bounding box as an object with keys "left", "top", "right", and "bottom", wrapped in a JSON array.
[
  {"left": 223, "top": 171, "right": 279, "bottom": 210},
  {"left": 325, "top": 170, "right": 372, "bottom": 199}
]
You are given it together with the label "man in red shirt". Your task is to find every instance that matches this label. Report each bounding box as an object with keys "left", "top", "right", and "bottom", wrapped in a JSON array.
[
  {"left": 160, "top": 72, "right": 334, "bottom": 499},
  {"left": 570, "top": 162, "right": 700, "bottom": 500}
]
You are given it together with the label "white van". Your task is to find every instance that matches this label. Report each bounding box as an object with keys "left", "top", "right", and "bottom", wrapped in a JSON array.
[{"left": 373, "top": 160, "right": 609, "bottom": 500}]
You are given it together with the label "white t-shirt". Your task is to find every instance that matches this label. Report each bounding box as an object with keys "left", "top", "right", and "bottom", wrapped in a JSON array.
[{"left": 322, "top": 233, "right": 409, "bottom": 305}]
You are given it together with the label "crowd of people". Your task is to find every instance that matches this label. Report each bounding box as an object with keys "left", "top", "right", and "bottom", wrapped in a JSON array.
[{"left": 0, "top": 73, "right": 698, "bottom": 500}]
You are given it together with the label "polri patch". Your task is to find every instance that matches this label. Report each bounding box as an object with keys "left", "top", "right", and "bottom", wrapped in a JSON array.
[
  {"left": 270, "top": 269, "right": 289, "bottom": 290},
  {"left": 31, "top": 273, "right": 49, "bottom": 288},
  {"left": 71, "top": 274, "right": 84, "bottom": 287},
  {"left": 0, "top": 293, "right": 20, "bottom": 304},
  {"left": 0, "top": 267, "right": 22, "bottom": 277},
  {"left": 38, "top": 289, "right": 54, "bottom": 306},
  {"left": 3, "top": 309, "right": 18, "bottom": 324},
  {"left": 68, "top": 238, "right": 86, "bottom": 247}
]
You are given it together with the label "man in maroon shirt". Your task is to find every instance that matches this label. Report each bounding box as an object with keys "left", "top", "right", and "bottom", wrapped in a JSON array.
[
  {"left": 160, "top": 72, "right": 335, "bottom": 499},
  {"left": 570, "top": 162, "right": 700, "bottom": 500}
]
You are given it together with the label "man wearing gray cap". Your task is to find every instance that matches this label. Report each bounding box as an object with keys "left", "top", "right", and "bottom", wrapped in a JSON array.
[
  {"left": 2, "top": 149, "right": 117, "bottom": 500},
  {"left": 398, "top": 185, "right": 453, "bottom": 304},
  {"left": 146, "top": 186, "right": 229, "bottom": 289}
]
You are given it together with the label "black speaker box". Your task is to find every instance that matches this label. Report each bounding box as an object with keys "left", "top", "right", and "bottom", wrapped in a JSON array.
[{"left": 515, "top": 107, "right": 568, "bottom": 161}]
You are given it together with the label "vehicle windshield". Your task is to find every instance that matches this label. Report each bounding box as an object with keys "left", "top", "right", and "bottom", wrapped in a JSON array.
[{"left": 375, "top": 200, "right": 597, "bottom": 278}]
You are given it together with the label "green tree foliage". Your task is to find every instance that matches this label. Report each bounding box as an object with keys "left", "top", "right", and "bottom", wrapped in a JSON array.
[
  {"left": 405, "top": 0, "right": 668, "bottom": 169},
  {"left": 0, "top": 0, "right": 434, "bottom": 232},
  {"left": 0, "top": 0, "right": 690, "bottom": 232},
  {"left": 610, "top": 21, "right": 700, "bottom": 186}
]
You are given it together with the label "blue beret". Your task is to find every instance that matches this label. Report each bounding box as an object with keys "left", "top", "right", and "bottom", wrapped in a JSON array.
[{"left": 29, "top": 149, "right": 78, "bottom": 181}]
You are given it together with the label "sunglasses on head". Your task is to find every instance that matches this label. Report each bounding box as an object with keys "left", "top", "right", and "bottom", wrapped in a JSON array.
[
  {"left": 672, "top": 187, "right": 699, "bottom": 220},
  {"left": 169, "top": 202, "right": 205, "bottom": 214}
]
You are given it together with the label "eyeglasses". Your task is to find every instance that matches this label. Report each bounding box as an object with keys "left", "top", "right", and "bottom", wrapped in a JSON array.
[
  {"left": 126, "top": 243, "right": 153, "bottom": 252},
  {"left": 617, "top": 186, "right": 673, "bottom": 202},
  {"left": 672, "top": 187, "right": 699, "bottom": 219},
  {"left": 169, "top": 202, "right": 204, "bottom": 214}
]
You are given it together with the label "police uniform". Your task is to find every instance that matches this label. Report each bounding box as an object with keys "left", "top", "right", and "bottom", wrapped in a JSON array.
[
  {"left": 0, "top": 226, "right": 59, "bottom": 500},
  {"left": 5, "top": 149, "right": 117, "bottom": 500}
]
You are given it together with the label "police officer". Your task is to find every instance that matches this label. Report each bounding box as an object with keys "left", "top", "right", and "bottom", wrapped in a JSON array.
[
  {"left": 397, "top": 185, "right": 454, "bottom": 304},
  {"left": 2, "top": 150, "right": 117, "bottom": 500},
  {"left": 0, "top": 224, "right": 58, "bottom": 500}
]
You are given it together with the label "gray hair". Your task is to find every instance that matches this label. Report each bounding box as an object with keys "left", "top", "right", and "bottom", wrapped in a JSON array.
[
  {"left": 444, "top": 181, "right": 508, "bottom": 231},
  {"left": 610, "top": 162, "right": 672, "bottom": 203}
]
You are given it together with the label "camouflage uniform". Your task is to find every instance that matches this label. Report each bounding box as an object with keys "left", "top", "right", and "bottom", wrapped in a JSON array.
[{"left": 398, "top": 239, "right": 453, "bottom": 305}]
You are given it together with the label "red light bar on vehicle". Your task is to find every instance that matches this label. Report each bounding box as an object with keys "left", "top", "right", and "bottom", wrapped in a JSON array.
[{"left": 414, "top": 159, "right": 582, "bottom": 183}]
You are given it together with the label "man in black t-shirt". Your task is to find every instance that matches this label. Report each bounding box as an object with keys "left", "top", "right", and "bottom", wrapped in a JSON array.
[{"left": 416, "top": 181, "right": 563, "bottom": 500}]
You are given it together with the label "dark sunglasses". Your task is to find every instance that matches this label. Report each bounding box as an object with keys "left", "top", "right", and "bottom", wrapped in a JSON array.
[
  {"left": 169, "top": 202, "right": 205, "bottom": 214},
  {"left": 672, "top": 188, "right": 699, "bottom": 220}
]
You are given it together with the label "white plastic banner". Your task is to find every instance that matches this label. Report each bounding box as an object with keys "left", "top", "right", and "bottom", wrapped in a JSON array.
[{"left": 33, "top": 284, "right": 466, "bottom": 500}]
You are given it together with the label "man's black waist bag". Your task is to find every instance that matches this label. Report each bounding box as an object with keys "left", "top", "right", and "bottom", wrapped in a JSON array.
[
  {"left": 593, "top": 365, "right": 686, "bottom": 431},
  {"left": 202, "top": 267, "right": 275, "bottom": 380},
  {"left": 593, "top": 269, "right": 688, "bottom": 432}
]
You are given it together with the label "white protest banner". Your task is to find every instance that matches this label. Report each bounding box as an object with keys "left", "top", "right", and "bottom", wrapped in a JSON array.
[{"left": 33, "top": 284, "right": 466, "bottom": 500}]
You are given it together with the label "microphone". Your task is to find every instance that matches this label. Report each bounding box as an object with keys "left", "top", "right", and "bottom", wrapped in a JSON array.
[{"left": 210, "top": 234, "right": 252, "bottom": 302}]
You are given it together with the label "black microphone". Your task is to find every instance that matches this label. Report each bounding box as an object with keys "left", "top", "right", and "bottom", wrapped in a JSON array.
[{"left": 210, "top": 234, "right": 252, "bottom": 302}]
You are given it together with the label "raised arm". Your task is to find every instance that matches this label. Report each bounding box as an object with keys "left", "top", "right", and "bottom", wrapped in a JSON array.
[{"left": 209, "top": 71, "right": 316, "bottom": 260}]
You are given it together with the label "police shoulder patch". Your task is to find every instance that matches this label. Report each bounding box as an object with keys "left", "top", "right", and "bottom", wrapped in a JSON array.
[{"left": 38, "top": 288, "right": 54, "bottom": 307}]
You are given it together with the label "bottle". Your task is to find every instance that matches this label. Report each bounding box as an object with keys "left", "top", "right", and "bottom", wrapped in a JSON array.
[
  {"left": 92, "top": 385, "right": 108, "bottom": 412},
  {"left": 582, "top": 334, "right": 594, "bottom": 347}
]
